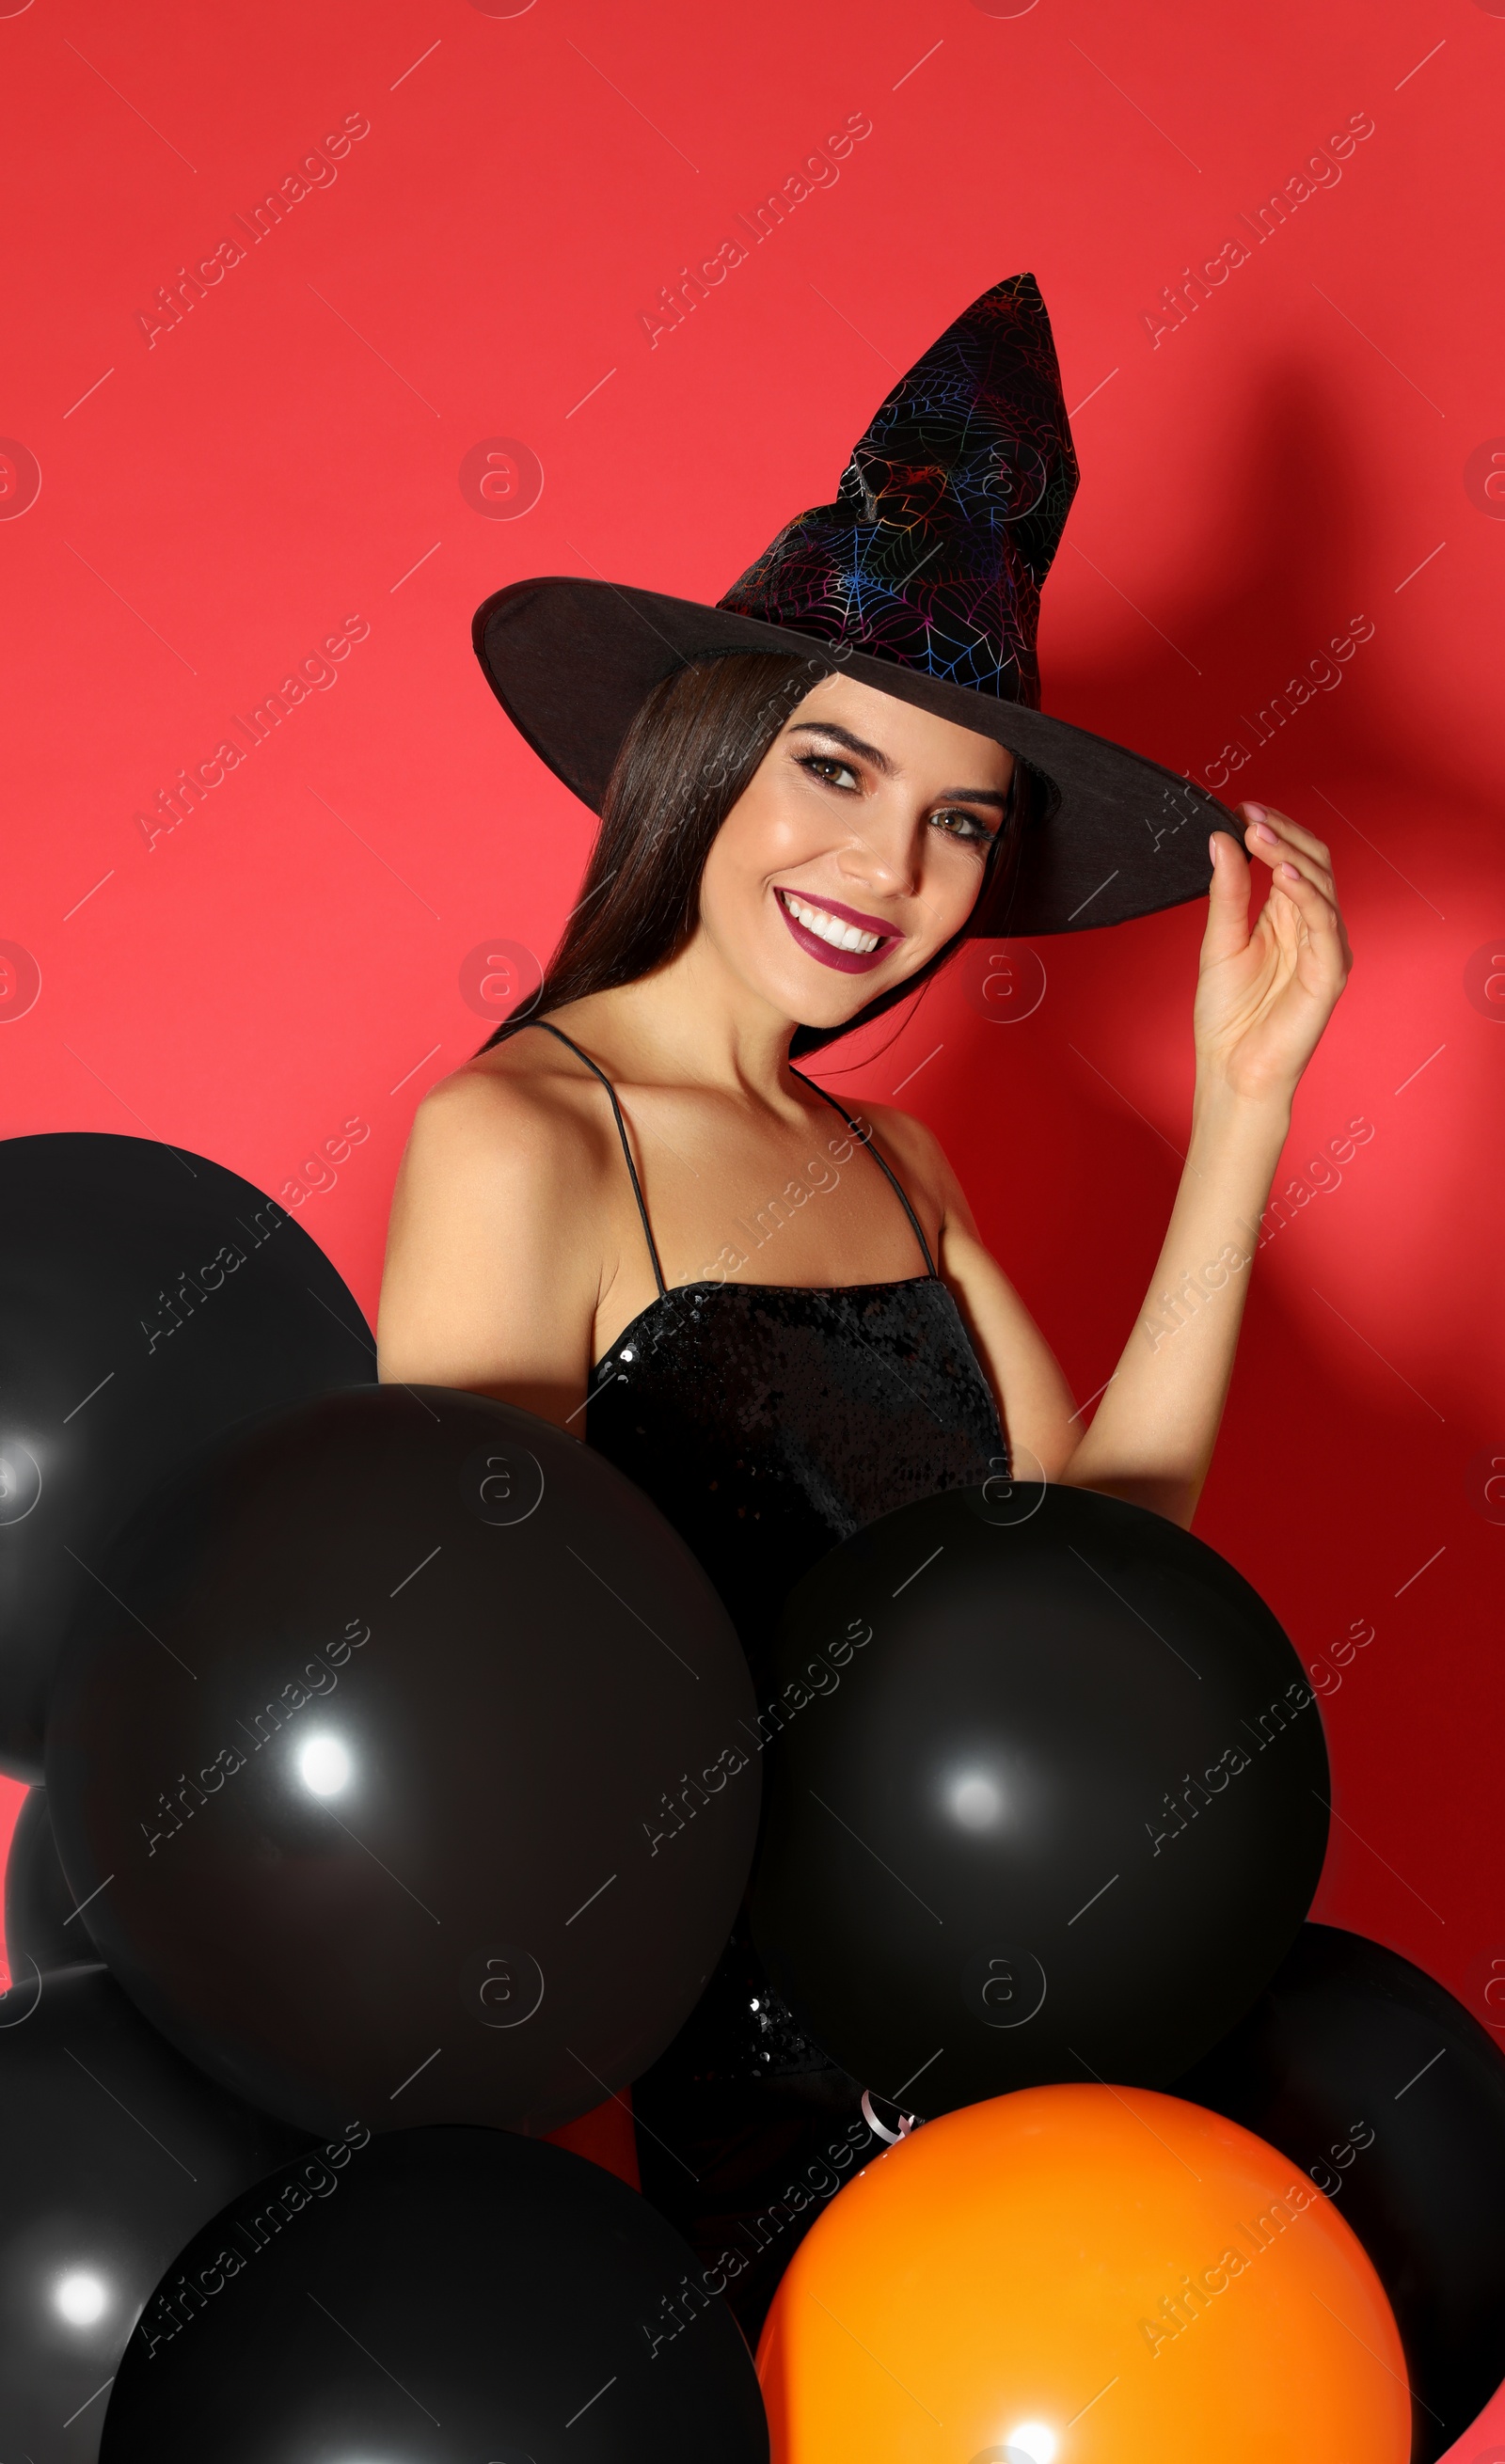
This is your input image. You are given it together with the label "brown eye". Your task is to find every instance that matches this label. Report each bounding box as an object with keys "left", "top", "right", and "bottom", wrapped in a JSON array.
[
  {"left": 930, "top": 808, "right": 995, "bottom": 844},
  {"left": 799, "top": 753, "right": 860, "bottom": 792}
]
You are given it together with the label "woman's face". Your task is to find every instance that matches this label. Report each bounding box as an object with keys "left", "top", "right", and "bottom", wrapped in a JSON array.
[{"left": 695, "top": 671, "right": 1016, "bottom": 1029}]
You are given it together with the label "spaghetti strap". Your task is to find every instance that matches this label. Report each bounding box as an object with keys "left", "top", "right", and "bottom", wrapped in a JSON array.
[
  {"left": 791, "top": 1068, "right": 939, "bottom": 1280},
  {"left": 491, "top": 1019, "right": 668, "bottom": 1299}
]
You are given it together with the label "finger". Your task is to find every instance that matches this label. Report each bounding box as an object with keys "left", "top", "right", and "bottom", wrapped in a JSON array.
[
  {"left": 1262, "top": 840, "right": 1351, "bottom": 957},
  {"left": 1201, "top": 829, "right": 1256, "bottom": 964},
  {"left": 1240, "top": 801, "right": 1335, "bottom": 875},
  {"left": 1239, "top": 799, "right": 1330, "bottom": 858},
  {"left": 1244, "top": 819, "right": 1336, "bottom": 902},
  {"left": 1265, "top": 861, "right": 1352, "bottom": 971}
]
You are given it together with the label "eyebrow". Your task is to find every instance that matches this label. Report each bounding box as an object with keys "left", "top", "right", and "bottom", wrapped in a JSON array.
[{"left": 786, "top": 720, "right": 1010, "bottom": 809}]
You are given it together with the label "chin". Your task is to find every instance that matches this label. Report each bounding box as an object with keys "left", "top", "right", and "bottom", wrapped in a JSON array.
[
  {"left": 771, "top": 959, "right": 913, "bottom": 1033},
  {"left": 737, "top": 922, "right": 931, "bottom": 1029}
]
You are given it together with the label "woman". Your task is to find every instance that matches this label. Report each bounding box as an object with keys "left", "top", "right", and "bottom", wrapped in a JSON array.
[{"left": 376, "top": 275, "right": 1350, "bottom": 2336}]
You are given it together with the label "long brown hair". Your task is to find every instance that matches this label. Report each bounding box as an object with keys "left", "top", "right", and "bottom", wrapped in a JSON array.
[{"left": 476, "top": 650, "right": 1041, "bottom": 1061}]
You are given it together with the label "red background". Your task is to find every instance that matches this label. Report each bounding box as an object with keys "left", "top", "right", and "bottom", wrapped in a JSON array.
[{"left": 2, "top": 0, "right": 1502, "bottom": 2444}]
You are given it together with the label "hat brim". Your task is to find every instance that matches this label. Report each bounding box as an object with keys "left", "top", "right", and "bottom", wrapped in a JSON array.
[{"left": 472, "top": 577, "right": 1243, "bottom": 937}]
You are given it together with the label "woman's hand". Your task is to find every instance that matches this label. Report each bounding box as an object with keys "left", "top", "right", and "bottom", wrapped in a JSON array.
[{"left": 1192, "top": 800, "right": 1353, "bottom": 1110}]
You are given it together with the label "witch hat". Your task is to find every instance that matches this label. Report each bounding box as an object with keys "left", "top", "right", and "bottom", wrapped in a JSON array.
[{"left": 472, "top": 273, "right": 1240, "bottom": 937}]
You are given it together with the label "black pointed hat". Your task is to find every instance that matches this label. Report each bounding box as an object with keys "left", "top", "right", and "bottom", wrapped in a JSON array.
[{"left": 473, "top": 274, "right": 1241, "bottom": 937}]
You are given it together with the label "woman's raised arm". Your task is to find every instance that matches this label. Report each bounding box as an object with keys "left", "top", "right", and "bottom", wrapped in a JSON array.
[
  {"left": 1049, "top": 800, "right": 1350, "bottom": 1528},
  {"left": 897, "top": 801, "right": 1350, "bottom": 1531}
]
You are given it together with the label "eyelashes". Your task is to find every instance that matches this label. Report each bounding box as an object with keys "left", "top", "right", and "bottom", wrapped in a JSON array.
[
  {"left": 794, "top": 751, "right": 997, "bottom": 844},
  {"left": 797, "top": 751, "right": 861, "bottom": 792},
  {"left": 930, "top": 809, "right": 998, "bottom": 848}
]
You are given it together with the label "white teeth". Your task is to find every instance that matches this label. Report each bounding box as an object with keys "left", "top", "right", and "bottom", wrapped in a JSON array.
[{"left": 782, "top": 892, "right": 881, "bottom": 955}]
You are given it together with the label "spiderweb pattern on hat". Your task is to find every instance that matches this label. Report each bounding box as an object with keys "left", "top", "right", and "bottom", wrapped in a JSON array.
[{"left": 717, "top": 272, "right": 1080, "bottom": 713}]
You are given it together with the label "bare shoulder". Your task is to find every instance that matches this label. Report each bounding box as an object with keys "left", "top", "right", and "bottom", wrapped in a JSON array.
[
  {"left": 401, "top": 1030, "right": 617, "bottom": 1198},
  {"left": 856, "top": 1099, "right": 965, "bottom": 1209},
  {"left": 382, "top": 1035, "right": 625, "bottom": 1342},
  {"left": 378, "top": 1028, "right": 619, "bottom": 1400}
]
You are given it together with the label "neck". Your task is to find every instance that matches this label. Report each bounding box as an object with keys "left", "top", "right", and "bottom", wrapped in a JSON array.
[{"left": 549, "top": 932, "right": 807, "bottom": 1100}]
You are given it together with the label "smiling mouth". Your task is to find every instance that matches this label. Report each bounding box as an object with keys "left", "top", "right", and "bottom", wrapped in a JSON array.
[{"left": 775, "top": 889, "right": 900, "bottom": 974}]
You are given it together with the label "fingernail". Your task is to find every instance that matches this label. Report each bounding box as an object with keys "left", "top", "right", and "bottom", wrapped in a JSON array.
[
  {"left": 1208, "top": 833, "right": 1218, "bottom": 865},
  {"left": 1253, "top": 821, "right": 1278, "bottom": 842},
  {"left": 1244, "top": 801, "right": 1267, "bottom": 821},
  {"left": 1279, "top": 861, "right": 1300, "bottom": 878}
]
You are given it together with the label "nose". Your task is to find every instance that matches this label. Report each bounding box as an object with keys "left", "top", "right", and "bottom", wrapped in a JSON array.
[{"left": 834, "top": 806, "right": 923, "bottom": 903}]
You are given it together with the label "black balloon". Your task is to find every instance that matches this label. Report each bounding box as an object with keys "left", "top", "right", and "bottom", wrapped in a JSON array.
[
  {"left": 1176, "top": 1922, "right": 1505, "bottom": 2461},
  {"left": 5, "top": 1784, "right": 79, "bottom": 1976},
  {"left": 747, "top": 1481, "right": 1329, "bottom": 2114},
  {"left": 103, "top": 2125, "right": 768, "bottom": 2462},
  {"left": 0, "top": 1960, "right": 308, "bottom": 2463},
  {"left": 0, "top": 1131, "right": 373, "bottom": 1777},
  {"left": 47, "top": 1385, "right": 758, "bottom": 2136}
]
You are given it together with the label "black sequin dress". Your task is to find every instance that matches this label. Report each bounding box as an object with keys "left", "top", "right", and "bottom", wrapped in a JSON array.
[{"left": 501, "top": 1021, "right": 1008, "bottom": 2336}]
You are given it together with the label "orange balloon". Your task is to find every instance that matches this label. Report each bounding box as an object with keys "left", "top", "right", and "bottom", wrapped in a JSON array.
[{"left": 758, "top": 2084, "right": 1412, "bottom": 2463}]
